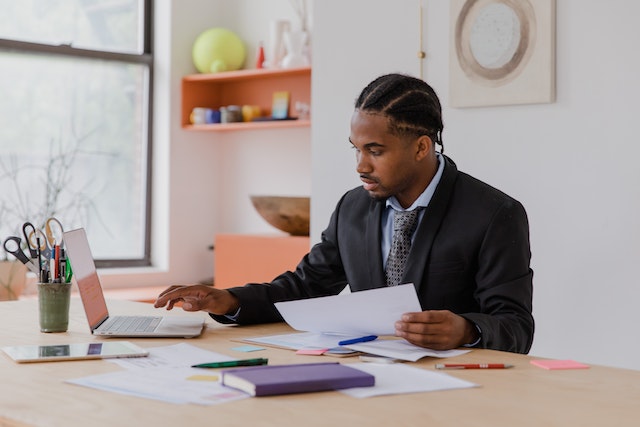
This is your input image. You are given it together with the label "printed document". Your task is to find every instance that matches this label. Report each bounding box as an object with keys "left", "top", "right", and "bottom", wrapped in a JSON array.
[{"left": 274, "top": 283, "right": 421, "bottom": 335}]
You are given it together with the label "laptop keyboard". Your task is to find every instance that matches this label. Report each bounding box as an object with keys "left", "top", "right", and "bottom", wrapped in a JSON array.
[{"left": 101, "top": 316, "right": 162, "bottom": 333}]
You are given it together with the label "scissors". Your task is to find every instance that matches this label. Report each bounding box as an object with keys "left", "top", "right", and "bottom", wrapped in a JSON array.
[
  {"left": 3, "top": 236, "right": 40, "bottom": 274},
  {"left": 22, "top": 222, "right": 39, "bottom": 258},
  {"left": 24, "top": 223, "right": 52, "bottom": 260},
  {"left": 23, "top": 218, "right": 65, "bottom": 261},
  {"left": 44, "top": 217, "right": 65, "bottom": 248}
]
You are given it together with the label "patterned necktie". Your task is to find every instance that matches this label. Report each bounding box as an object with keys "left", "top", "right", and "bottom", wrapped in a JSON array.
[{"left": 385, "top": 209, "right": 421, "bottom": 287}]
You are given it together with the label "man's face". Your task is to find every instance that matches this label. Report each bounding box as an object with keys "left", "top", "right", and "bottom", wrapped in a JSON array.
[{"left": 349, "top": 110, "right": 426, "bottom": 208}]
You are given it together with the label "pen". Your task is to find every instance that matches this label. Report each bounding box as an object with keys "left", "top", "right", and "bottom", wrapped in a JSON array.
[
  {"left": 191, "top": 358, "right": 269, "bottom": 369},
  {"left": 338, "top": 335, "right": 378, "bottom": 346},
  {"left": 435, "top": 363, "right": 514, "bottom": 369},
  {"left": 37, "top": 237, "right": 44, "bottom": 282},
  {"left": 50, "top": 251, "right": 56, "bottom": 282},
  {"left": 54, "top": 245, "right": 60, "bottom": 281}
]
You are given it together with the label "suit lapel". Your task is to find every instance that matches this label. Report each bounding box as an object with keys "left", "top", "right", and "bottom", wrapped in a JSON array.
[
  {"left": 403, "top": 155, "right": 458, "bottom": 292},
  {"left": 366, "top": 199, "right": 386, "bottom": 288}
]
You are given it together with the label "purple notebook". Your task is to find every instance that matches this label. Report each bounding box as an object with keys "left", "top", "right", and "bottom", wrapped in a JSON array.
[{"left": 220, "top": 362, "right": 375, "bottom": 396}]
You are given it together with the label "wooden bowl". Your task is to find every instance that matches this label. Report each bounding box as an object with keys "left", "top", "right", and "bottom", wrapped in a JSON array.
[{"left": 250, "top": 196, "right": 310, "bottom": 236}]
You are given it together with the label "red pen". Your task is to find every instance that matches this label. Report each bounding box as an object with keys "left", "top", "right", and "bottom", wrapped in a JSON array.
[
  {"left": 435, "top": 363, "right": 513, "bottom": 369},
  {"left": 54, "top": 245, "right": 60, "bottom": 281}
]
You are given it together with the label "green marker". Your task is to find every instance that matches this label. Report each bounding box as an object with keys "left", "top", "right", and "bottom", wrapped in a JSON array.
[{"left": 191, "top": 358, "right": 268, "bottom": 369}]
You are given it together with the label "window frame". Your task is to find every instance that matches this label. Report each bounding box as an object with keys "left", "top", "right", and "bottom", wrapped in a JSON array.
[{"left": 0, "top": 0, "right": 154, "bottom": 268}]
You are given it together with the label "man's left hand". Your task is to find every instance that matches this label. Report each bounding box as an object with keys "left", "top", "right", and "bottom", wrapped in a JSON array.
[{"left": 394, "top": 310, "right": 478, "bottom": 350}]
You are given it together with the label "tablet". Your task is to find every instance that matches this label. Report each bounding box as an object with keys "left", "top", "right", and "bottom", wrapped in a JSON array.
[{"left": 1, "top": 341, "right": 149, "bottom": 363}]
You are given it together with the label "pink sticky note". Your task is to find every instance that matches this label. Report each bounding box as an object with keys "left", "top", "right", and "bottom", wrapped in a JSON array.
[
  {"left": 530, "top": 359, "right": 590, "bottom": 370},
  {"left": 296, "top": 348, "right": 329, "bottom": 356}
]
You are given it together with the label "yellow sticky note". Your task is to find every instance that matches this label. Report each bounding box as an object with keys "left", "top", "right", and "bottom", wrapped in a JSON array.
[{"left": 187, "top": 374, "right": 219, "bottom": 382}]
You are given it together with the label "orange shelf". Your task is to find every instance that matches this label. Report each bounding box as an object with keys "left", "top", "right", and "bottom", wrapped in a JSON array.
[
  {"left": 181, "top": 67, "right": 311, "bottom": 130},
  {"left": 214, "top": 234, "right": 310, "bottom": 288},
  {"left": 184, "top": 119, "right": 310, "bottom": 132}
]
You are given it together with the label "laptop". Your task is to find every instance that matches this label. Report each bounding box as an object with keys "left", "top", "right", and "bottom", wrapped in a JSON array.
[{"left": 63, "top": 228, "right": 204, "bottom": 338}]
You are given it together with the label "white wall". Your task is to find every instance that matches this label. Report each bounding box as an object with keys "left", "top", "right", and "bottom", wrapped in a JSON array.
[
  {"left": 311, "top": 0, "right": 422, "bottom": 235},
  {"left": 102, "top": 0, "right": 310, "bottom": 288},
  {"left": 312, "top": 0, "right": 640, "bottom": 370},
  {"left": 163, "top": 0, "right": 312, "bottom": 279}
]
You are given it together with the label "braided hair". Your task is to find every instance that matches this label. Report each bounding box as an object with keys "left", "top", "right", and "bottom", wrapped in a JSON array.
[{"left": 354, "top": 74, "right": 444, "bottom": 152}]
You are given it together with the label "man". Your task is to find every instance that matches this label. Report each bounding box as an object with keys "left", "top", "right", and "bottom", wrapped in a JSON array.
[{"left": 155, "top": 74, "right": 534, "bottom": 353}]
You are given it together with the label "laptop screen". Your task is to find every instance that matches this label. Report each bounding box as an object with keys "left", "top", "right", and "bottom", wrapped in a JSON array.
[{"left": 63, "top": 228, "right": 109, "bottom": 329}]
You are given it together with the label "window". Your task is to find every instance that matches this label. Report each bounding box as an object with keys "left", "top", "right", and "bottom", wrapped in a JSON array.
[{"left": 0, "top": 0, "right": 152, "bottom": 267}]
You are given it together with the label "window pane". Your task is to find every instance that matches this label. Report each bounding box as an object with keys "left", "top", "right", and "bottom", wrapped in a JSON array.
[
  {"left": 0, "top": 51, "right": 148, "bottom": 261},
  {"left": 0, "top": 0, "right": 144, "bottom": 54}
]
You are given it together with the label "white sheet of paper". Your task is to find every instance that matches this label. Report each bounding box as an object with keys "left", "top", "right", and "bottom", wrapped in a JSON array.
[
  {"left": 243, "top": 331, "right": 362, "bottom": 350},
  {"left": 67, "top": 367, "right": 248, "bottom": 405},
  {"left": 341, "top": 363, "right": 478, "bottom": 398},
  {"left": 70, "top": 344, "right": 248, "bottom": 404},
  {"left": 107, "top": 343, "right": 235, "bottom": 369},
  {"left": 344, "top": 339, "right": 470, "bottom": 362},
  {"left": 274, "top": 284, "right": 421, "bottom": 335}
]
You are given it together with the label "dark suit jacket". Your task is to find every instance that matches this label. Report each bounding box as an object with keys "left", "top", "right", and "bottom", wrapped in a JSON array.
[{"left": 213, "top": 155, "right": 534, "bottom": 353}]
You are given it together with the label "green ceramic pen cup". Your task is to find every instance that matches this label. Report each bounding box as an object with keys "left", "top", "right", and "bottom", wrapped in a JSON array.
[{"left": 38, "top": 282, "right": 71, "bottom": 333}]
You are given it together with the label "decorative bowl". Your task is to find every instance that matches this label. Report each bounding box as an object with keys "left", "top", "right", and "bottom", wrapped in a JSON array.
[{"left": 250, "top": 196, "right": 310, "bottom": 236}]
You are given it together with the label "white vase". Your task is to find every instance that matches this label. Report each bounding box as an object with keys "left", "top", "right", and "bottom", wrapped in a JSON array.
[
  {"left": 282, "top": 30, "right": 310, "bottom": 68},
  {"left": 265, "top": 19, "right": 291, "bottom": 69}
]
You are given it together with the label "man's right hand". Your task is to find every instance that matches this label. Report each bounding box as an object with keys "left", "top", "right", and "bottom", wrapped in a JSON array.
[{"left": 153, "top": 285, "right": 240, "bottom": 316}]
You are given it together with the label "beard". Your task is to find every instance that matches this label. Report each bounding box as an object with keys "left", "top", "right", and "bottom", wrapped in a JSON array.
[{"left": 367, "top": 191, "right": 389, "bottom": 202}]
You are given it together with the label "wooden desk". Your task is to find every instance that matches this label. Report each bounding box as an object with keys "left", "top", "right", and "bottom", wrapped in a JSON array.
[{"left": 1, "top": 299, "right": 639, "bottom": 427}]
